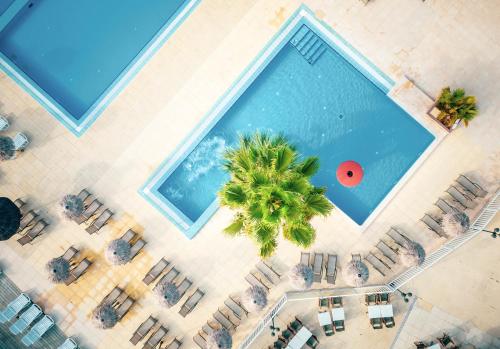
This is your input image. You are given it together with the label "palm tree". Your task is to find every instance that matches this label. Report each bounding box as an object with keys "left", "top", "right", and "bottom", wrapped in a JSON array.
[
  {"left": 219, "top": 133, "right": 333, "bottom": 257},
  {"left": 436, "top": 87, "right": 478, "bottom": 128}
]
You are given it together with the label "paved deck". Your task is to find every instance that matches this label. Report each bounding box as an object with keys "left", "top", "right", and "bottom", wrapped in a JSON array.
[{"left": 0, "top": 0, "right": 499, "bottom": 348}]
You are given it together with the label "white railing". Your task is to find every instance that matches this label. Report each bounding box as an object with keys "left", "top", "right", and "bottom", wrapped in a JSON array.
[{"left": 238, "top": 190, "right": 499, "bottom": 349}]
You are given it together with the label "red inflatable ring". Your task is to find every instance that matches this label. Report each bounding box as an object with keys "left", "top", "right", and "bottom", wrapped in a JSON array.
[{"left": 336, "top": 160, "right": 363, "bottom": 187}]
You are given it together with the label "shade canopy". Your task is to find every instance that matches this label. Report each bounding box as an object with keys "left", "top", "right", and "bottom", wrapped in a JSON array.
[
  {"left": 442, "top": 212, "right": 470, "bottom": 237},
  {"left": 242, "top": 285, "right": 268, "bottom": 312},
  {"left": 92, "top": 303, "right": 118, "bottom": 329},
  {"left": 105, "top": 239, "right": 131, "bottom": 265},
  {"left": 0, "top": 136, "right": 15, "bottom": 161},
  {"left": 46, "top": 257, "right": 70, "bottom": 283},
  {"left": 0, "top": 197, "right": 21, "bottom": 241},
  {"left": 288, "top": 263, "right": 313, "bottom": 290},
  {"left": 207, "top": 329, "right": 233, "bottom": 349},
  {"left": 399, "top": 241, "right": 426, "bottom": 267},
  {"left": 154, "top": 280, "right": 180, "bottom": 307},
  {"left": 336, "top": 160, "right": 363, "bottom": 187},
  {"left": 342, "top": 260, "right": 369, "bottom": 287},
  {"left": 60, "top": 195, "right": 84, "bottom": 220}
]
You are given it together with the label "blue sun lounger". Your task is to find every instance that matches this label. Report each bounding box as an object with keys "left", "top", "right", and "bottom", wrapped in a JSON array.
[
  {"left": 58, "top": 338, "right": 78, "bottom": 349},
  {"left": 0, "top": 293, "right": 31, "bottom": 323},
  {"left": 21, "top": 315, "right": 55, "bottom": 346},
  {"left": 9, "top": 304, "right": 43, "bottom": 335}
]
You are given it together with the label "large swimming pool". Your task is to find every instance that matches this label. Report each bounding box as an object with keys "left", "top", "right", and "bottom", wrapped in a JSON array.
[
  {"left": 142, "top": 7, "right": 436, "bottom": 238},
  {"left": 0, "top": 0, "right": 199, "bottom": 135}
]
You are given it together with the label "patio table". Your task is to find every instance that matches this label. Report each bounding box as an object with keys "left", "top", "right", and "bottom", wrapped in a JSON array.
[
  {"left": 286, "top": 326, "right": 312, "bottom": 349},
  {"left": 379, "top": 304, "right": 393, "bottom": 318},
  {"left": 317, "top": 311, "right": 331, "bottom": 326},
  {"left": 367, "top": 305, "right": 381, "bottom": 319},
  {"left": 331, "top": 307, "right": 345, "bottom": 321}
]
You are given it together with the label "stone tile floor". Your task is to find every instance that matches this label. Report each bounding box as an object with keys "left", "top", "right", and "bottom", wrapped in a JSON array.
[{"left": 0, "top": 0, "right": 499, "bottom": 348}]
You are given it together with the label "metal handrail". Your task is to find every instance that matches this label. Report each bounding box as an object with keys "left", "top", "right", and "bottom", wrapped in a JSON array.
[{"left": 238, "top": 190, "right": 499, "bottom": 349}]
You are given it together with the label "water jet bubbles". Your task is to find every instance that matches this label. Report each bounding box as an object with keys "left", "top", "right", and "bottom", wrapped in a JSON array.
[
  {"left": 318, "top": 74, "right": 322, "bottom": 79},
  {"left": 323, "top": 106, "right": 327, "bottom": 110},
  {"left": 275, "top": 91, "right": 280, "bottom": 96}
]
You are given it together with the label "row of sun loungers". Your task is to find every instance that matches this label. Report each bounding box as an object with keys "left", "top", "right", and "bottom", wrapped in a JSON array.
[
  {"left": 318, "top": 296, "right": 345, "bottom": 336},
  {"left": 300, "top": 252, "right": 337, "bottom": 284},
  {"left": 14, "top": 198, "right": 50, "bottom": 245},
  {"left": 119, "top": 229, "right": 147, "bottom": 261},
  {"left": 0, "top": 293, "right": 55, "bottom": 345},
  {"left": 99, "top": 286, "right": 135, "bottom": 321},
  {"left": 129, "top": 315, "right": 183, "bottom": 348},
  {"left": 56, "top": 245, "right": 92, "bottom": 285}
]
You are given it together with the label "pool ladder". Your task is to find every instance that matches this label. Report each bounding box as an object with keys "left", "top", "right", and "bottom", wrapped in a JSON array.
[{"left": 290, "top": 25, "right": 327, "bottom": 65}]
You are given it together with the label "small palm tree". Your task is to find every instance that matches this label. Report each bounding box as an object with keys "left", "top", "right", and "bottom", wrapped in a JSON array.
[
  {"left": 436, "top": 87, "right": 477, "bottom": 128},
  {"left": 219, "top": 133, "right": 333, "bottom": 257}
]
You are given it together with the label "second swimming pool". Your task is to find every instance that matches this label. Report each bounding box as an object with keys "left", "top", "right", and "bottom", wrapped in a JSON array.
[{"left": 142, "top": 7, "right": 435, "bottom": 238}]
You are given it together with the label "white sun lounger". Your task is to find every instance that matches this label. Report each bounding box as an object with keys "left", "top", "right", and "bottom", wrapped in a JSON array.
[
  {"left": 0, "top": 293, "right": 31, "bottom": 323},
  {"left": 0, "top": 115, "right": 9, "bottom": 131},
  {"left": 13, "top": 132, "right": 29, "bottom": 151},
  {"left": 130, "top": 316, "right": 158, "bottom": 345},
  {"left": 179, "top": 288, "right": 205, "bottom": 317},
  {"left": 457, "top": 174, "right": 487, "bottom": 198},
  {"left": 21, "top": 315, "right": 55, "bottom": 346},
  {"left": 9, "top": 304, "right": 43, "bottom": 335},
  {"left": 57, "top": 338, "right": 78, "bottom": 349},
  {"left": 130, "top": 238, "right": 146, "bottom": 260},
  {"left": 143, "top": 258, "right": 169, "bottom": 285},
  {"left": 447, "top": 185, "right": 478, "bottom": 209}
]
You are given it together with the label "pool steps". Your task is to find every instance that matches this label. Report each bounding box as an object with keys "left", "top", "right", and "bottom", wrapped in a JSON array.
[{"left": 290, "top": 25, "right": 327, "bottom": 65}]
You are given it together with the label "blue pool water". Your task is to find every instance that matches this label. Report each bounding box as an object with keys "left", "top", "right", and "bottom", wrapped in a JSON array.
[
  {"left": 144, "top": 12, "right": 435, "bottom": 237},
  {"left": 0, "top": 0, "right": 198, "bottom": 134}
]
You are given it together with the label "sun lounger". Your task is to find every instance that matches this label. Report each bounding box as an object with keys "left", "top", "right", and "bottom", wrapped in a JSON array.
[
  {"left": 143, "top": 258, "right": 169, "bottom": 285},
  {"left": 21, "top": 315, "right": 55, "bottom": 346},
  {"left": 457, "top": 174, "right": 487, "bottom": 198},
  {"left": 365, "top": 294, "right": 377, "bottom": 305},
  {"left": 14, "top": 198, "right": 28, "bottom": 215},
  {"left": 17, "top": 219, "right": 49, "bottom": 245},
  {"left": 116, "top": 297, "right": 134, "bottom": 320},
  {"left": 223, "top": 296, "right": 246, "bottom": 320},
  {"left": 334, "top": 319, "right": 345, "bottom": 331},
  {"left": 375, "top": 241, "right": 397, "bottom": 264},
  {"left": 57, "top": 338, "right": 78, "bottom": 349},
  {"left": 179, "top": 288, "right": 205, "bottom": 317},
  {"left": 326, "top": 254, "right": 337, "bottom": 284},
  {"left": 245, "top": 273, "right": 269, "bottom": 292},
  {"left": 0, "top": 293, "right": 31, "bottom": 323},
  {"left": 101, "top": 287, "right": 123, "bottom": 305},
  {"left": 256, "top": 260, "right": 281, "bottom": 285},
  {"left": 421, "top": 214, "right": 447, "bottom": 237},
  {"left": 193, "top": 333, "right": 207, "bottom": 348},
  {"left": 77, "top": 189, "right": 91, "bottom": 205},
  {"left": 370, "top": 317, "right": 383, "bottom": 329},
  {"left": 143, "top": 325, "right": 168, "bottom": 349},
  {"left": 130, "top": 316, "right": 158, "bottom": 345},
  {"left": 157, "top": 267, "right": 179, "bottom": 285},
  {"left": 65, "top": 258, "right": 91, "bottom": 285},
  {"left": 330, "top": 296, "right": 342, "bottom": 308},
  {"left": 9, "top": 304, "right": 43, "bottom": 335},
  {"left": 61, "top": 246, "right": 79, "bottom": 262},
  {"left": 176, "top": 277, "right": 192, "bottom": 300},
  {"left": 447, "top": 185, "right": 478, "bottom": 209},
  {"left": 312, "top": 253, "right": 323, "bottom": 283},
  {"left": 435, "top": 198, "right": 459, "bottom": 214},
  {"left": 383, "top": 316, "right": 395, "bottom": 328},
  {"left": 165, "top": 338, "right": 182, "bottom": 349},
  {"left": 318, "top": 298, "right": 328, "bottom": 309},
  {"left": 86, "top": 209, "right": 113, "bottom": 234},
  {"left": 252, "top": 270, "right": 273, "bottom": 289},
  {"left": 221, "top": 307, "right": 241, "bottom": 327},
  {"left": 0, "top": 115, "right": 9, "bottom": 131},
  {"left": 201, "top": 323, "right": 214, "bottom": 336},
  {"left": 306, "top": 335, "right": 319, "bottom": 348},
  {"left": 130, "top": 238, "right": 146, "bottom": 260},
  {"left": 74, "top": 199, "right": 102, "bottom": 224},
  {"left": 213, "top": 310, "right": 234, "bottom": 331},
  {"left": 229, "top": 295, "right": 249, "bottom": 316},
  {"left": 18, "top": 210, "right": 38, "bottom": 231},
  {"left": 300, "top": 252, "right": 311, "bottom": 266},
  {"left": 13, "top": 132, "right": 29, "bottom": 151},
  {"left": 365, "top": 254, "right": 387, "bottom": 276}
]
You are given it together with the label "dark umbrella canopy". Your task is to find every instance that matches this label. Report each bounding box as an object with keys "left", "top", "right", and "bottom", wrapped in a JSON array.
[
  {"left": 0, "top": 137, "right": 15, "bottom": 161},
  {"left": 0, "top": 197, "right": 21, "bottom": 241}
]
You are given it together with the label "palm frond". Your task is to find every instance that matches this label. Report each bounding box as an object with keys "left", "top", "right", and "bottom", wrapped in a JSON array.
[{"left": 297, "top": 157, "right": 320, "bottom": 177}]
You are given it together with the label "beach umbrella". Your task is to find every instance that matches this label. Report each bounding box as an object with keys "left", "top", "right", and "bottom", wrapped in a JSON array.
[
  {"left": 441, "top": 212, "right": 470, "bottom": 236},
  {"left": 154, "top": 280, "right": 180, "bottom": 307},
  {"left": 59, "top": 195, "right": 84, "bottom": 220},
  {"left": 288, "top": 263, "right": 313, "bottom": 290},
  {"left": 46, "top": 257, "right": 70, "bottom": 283},
  {"left": 0, "top": 136, "right": 15, "bottom": 161},
  {"left": 342, "top": 260, "right": 369, "bottom": 287},
  {"left": 207, "top": 328, "right": 232, "bottom": 349},
  {"left": 399, "top": 241, "right": 425, "bottom": 267},
  {"left": 105, "top": 239, "right": 131, "bottom": 265},
  {"left": 92, "top": 303, "right": 117, "bottom": 329},
  {"left": 0, "top": 197, "right": 21, "bottom": 240},
  {"left": 242, "top": 285, "right": 267, "bottom": 312}
]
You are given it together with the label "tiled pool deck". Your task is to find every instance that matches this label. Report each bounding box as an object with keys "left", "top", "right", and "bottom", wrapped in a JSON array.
[{"left": 0, "top": 0, "right": 499, "bottom": 348}]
